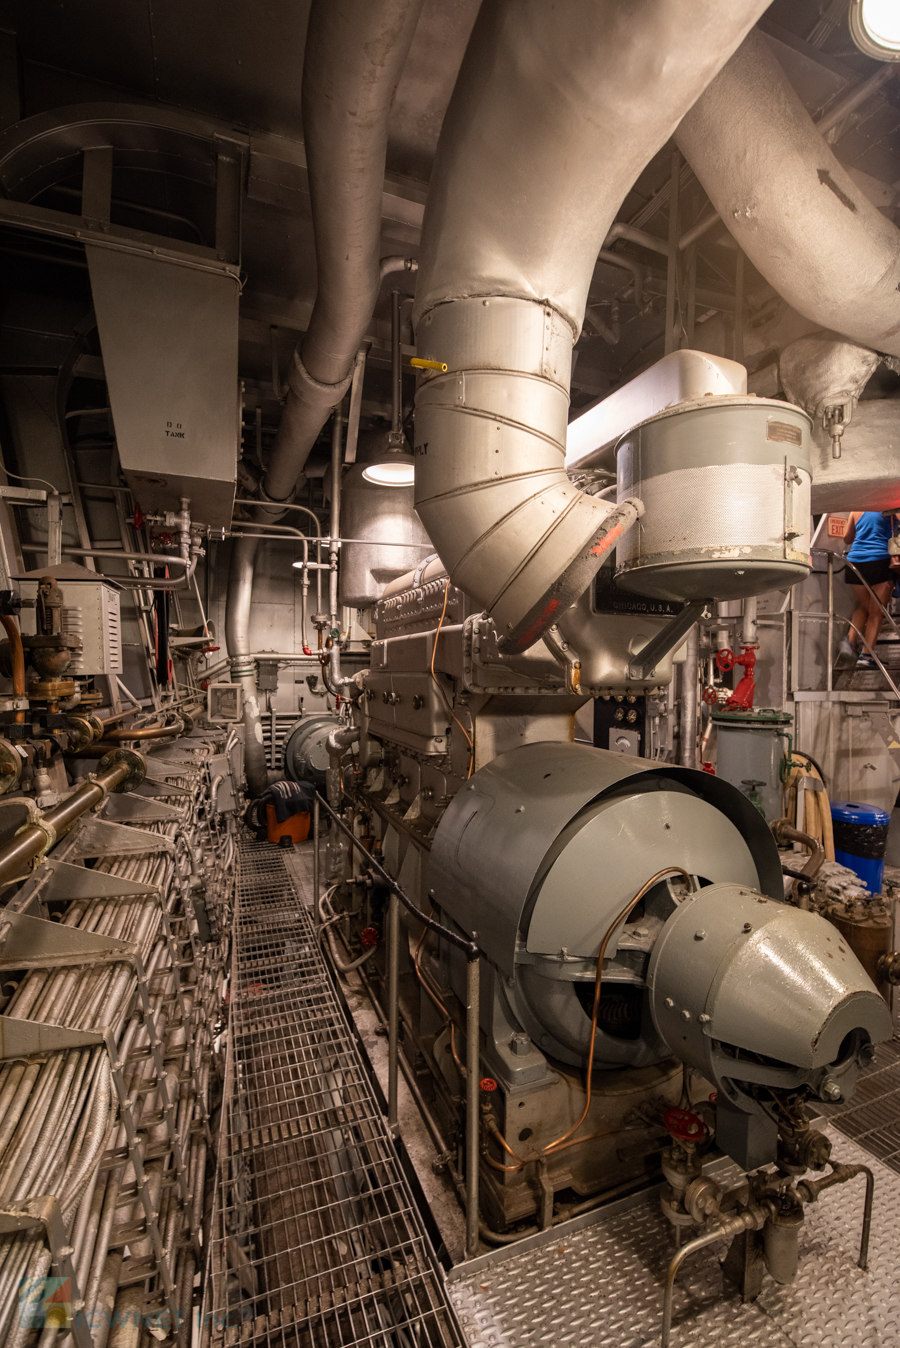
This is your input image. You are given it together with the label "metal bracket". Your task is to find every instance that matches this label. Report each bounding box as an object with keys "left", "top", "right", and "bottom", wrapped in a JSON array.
[
  {"left": 41, "top": 858, "right": 159, "bottom": 906},
  {"left": 0, "top": 1015, "right": 105, "bottom": 1059},
  {"left": 627, "top": 600, "right": 711, "bottom": 681},
  {"left": 0, "top": 910, "right": 138, "bottom": 972},
  {"left": 0, "top": 1195, "right": 92, "bottom": 1348},
  {"left": 101, "top": 792, "right": 182, "bottom": 823},
  {"left": 70, "top": 817, "right": 175, "bottom": 858}
]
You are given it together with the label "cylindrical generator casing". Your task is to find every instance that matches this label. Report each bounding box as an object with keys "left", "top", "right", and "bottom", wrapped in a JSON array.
[
  {"left": 282, "top": 714, "right": 342, "bottom": 789},
  {"left": 338, "top": 462, "right": 432, "bottom": 609},
  {"left": 713, "top": 712, "right": 791, "bottom": 822},
  {"left": 615, "top": 396, "right": 812, "bottom": 601},
  {"left": 428, "top": 741, "right": 783, "bottom": 1067}
]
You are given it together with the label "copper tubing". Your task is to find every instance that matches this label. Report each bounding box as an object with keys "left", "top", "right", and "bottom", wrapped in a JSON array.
[
  {"left": 542, "top": 866, "right": 693, "bottom": 1156},
  {"left": 0, "top": 758, "right": 131, "bottom": 887},
  {"left": 0, "top": 615, "right": 25, "bottom": 722},
  {"left": 100, "top": 719, "right": 183, "bottom": 742}
]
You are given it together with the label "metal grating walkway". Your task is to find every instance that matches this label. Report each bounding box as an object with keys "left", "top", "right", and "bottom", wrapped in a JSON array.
[{"left": 205, "top": 839, "right": 463, "bottom": 1347}]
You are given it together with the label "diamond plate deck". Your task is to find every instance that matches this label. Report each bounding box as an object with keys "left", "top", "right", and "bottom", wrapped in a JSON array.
[{"left": 449, "top": 1126, "right": 900, "bottom": 1348}]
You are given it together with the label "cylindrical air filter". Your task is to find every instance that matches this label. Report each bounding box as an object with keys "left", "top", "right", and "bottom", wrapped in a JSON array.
[{"left": 615, "top": 395, "right": 812, "bottom": 601}]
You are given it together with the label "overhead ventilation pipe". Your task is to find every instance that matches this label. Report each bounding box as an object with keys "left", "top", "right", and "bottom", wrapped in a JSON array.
[
  {"left": 226, "top": 0, "right": 422, "bottom": 788},
  {"left": 260, "top": 0, "right": 424, "bottom": 511},
  {"left": 412, "top": 0, "right": 770, "bottom": 654},
  {"left": 675, "top": 30, "right": 900, "bottom": 359}
]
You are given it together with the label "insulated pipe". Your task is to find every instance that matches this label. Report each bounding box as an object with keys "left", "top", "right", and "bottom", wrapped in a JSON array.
[
  {"left": 260, "top": 0, "right": 425, "bottom": 510},
  {"left": 225, "top": 537, "right": 269, "bottom": 798},
  {"left": 675, "top": 29, "right": 900, "bottom": 358},
  {"left": 412, "top": 0, "right": 770, "bottom": 653},
  {"left": 326, "top": 725, "right": 359, "bottom": 809},
  {"left": 680, "top": 625, "right": 699, "bottom": 770}
]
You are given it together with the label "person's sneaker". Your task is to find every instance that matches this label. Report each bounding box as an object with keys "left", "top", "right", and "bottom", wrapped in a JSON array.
[
  {"left": 857, "top": 653, "right": 877, "bottom": 670},
  {"left": 835, "top": 637, "right": 858, "bottom": 669}
]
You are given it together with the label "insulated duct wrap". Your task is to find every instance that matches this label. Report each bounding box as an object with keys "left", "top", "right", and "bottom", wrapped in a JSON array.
[
  {"left": 412, "top": 0, "right": 772, "bottom": 650},
  {"left": 675, "top": 29, "right": 900, "bottom": 358},
  {"left": 261, "top": 0, "right": 425, "bottom": 507}
]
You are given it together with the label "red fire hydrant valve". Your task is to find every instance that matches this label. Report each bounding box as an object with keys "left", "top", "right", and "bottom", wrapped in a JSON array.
[
  {"left": 663, "top": 1107, "right": 705, "bottom": 1144},
  {"left": 715, "top": 644, "right": 759, "bottom": 712}
]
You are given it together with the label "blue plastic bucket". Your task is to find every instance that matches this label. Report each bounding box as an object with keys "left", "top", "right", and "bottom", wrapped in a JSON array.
[{"left": 830, "top": 800, "right": 890, "bottom": 894}]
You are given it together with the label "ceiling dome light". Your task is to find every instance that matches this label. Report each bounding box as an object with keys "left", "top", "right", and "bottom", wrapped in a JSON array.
[
  {"left": 850, "top": 0, "right": 900, "bottom": 59},
  {"left": 361, "top": 456, "right": 415, "bottom": 486}
]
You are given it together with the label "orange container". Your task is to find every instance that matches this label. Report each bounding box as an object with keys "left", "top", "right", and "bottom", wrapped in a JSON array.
[{"left": 265, "top": 805, "right": 311, "bottom": 845}]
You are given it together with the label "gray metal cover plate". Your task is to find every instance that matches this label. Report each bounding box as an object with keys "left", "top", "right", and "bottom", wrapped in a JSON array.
[{"left": 449, "top": 1126, "right": 900, "bottom": 1347}]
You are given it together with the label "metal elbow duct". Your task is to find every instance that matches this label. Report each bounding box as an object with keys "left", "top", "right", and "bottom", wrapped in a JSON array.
[
  {"left": 225, "top": 536, "right": 269, "bottom": 798},
  {"left": 412, "top": 0, "right": 770, "bottom": 654},
  {"left": 260, "top": 0, "right": 424, "bottom": 509},
  {"left": 675, "top": 29, "right": 900, "bottom": 358}
]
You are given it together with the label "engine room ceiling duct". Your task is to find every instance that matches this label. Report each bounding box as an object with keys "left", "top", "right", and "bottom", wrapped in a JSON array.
[
  {"left": 411, "top": 0, "right": 772, "bottom": 654},
  {"left": 88, "top": 247, "right": 239, "bottom": 528},
  {"left": 259, "top": 0, "right": 425, "bottom": 512},
  {"left": 674, "top": 29, "right": 900, "bottom": 358}
]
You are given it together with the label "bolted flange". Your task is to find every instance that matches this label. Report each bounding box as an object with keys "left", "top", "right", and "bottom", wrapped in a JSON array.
[{"left": 97, "top": 748, "right": 147, "bottom": 793}]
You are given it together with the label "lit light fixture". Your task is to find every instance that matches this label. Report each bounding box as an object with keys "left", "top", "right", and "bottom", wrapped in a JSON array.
[
  {"left": 362, "top": 453, "right": 415, "bottom": 486},
  {"left": 849, "top": 0, "right": 900, "bottom": 59}
]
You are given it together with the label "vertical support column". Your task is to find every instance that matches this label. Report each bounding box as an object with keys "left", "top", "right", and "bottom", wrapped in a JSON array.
[
  {"left": 214, "top": 147, "right": 242, "bottom": 265},
  {"left": 387, "top": 890, "right": 399, "bottom": 1135},
  {"left": 733, "top": 249, "right": 745, "bottom": 365},
  {"left": 680, "top": 624, "right": 699, "bottom": 769},
  {"left": 46, "top": 492, "right": 63, "bottom": 567},
  {"left": 664, "top": 150, "right": 681, "bottom": 355},
  {"left": 465, "top": 953, "right": 481, "bottom": 1258},
  {"left": 391, "top": 289, "right": 403, "bottom": 440}
]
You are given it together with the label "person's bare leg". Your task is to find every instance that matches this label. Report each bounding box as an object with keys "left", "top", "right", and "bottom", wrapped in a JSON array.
[
  {"left": 863, "top": 580, "right": 893, "bottom": 655},
  {"left": 847, "top": 584, "right": 868, "bottom": 649}
]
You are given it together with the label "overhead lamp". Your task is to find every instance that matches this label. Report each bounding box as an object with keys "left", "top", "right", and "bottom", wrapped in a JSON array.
[
  {"left": 849, "top": 0, "right": 900, "bottom": 60},
  {"left": 361, "top": 452, "right": 415, "bottom": 486}
]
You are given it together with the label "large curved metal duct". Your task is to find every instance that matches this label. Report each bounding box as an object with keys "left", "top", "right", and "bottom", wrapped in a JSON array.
[
  {"left": 411, "top": 0, "right": 771, "bottom": 655},
  {"left": 675, "top": 29, "right": 900, "bottom": 358},
  {"left": 260, "top": 0, "right": 425, "bottom": 509}
]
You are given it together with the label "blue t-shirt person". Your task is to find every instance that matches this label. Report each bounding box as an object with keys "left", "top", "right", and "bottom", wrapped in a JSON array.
[{"left": 847, "top": 511, "right": 893, "bottom": 565}]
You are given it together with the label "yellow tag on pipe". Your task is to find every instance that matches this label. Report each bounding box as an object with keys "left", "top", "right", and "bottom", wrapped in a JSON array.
[{"left": 410, "top": 357, "right": 448, "bottom": 373}]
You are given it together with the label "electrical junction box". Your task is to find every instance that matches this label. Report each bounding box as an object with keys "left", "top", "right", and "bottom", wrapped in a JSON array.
[
  {"left": 208, "top": 683, "right": 243, "bottom": 722},
  {"left": 18, "top": 576, "right": 123, "bottom": 675}
]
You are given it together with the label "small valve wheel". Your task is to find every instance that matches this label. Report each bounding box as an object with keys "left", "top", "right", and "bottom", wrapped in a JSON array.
[
  {"left": 359, "top": 926, "right": 380, "bottom": 948},
  {"left": 663, "top": 1106, "right": 705, "bottom": 1143},
  {"left": 716, "top": 648, "right": 736, "bottom": 673},
  {"left": 133, "top": 505, "right": 143, "bottom": 531},
  {"left": 701, "top": 686, "right": 720, "bottom": 706},
  {"left": 479, "top": 1077, "right": 498, "bottom": 1093}
]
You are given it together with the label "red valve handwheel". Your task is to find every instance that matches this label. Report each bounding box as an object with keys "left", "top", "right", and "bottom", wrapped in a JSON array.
[
  {"left": 479, "top": 1078, "right": 498, "bottom": 1093},
  {"left": 663, "top": 1106, "right": 705, "bottom": 1143},
  {"left": 702, "top": 686, "right": 719, "bottom": 706},
  {"left": 716, "top": 648, "right": 736, "bottom": 673},
  {"left": 359, "top": 926, "right": 380, "bottom": 948}
]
